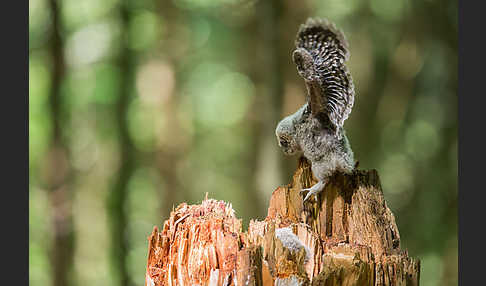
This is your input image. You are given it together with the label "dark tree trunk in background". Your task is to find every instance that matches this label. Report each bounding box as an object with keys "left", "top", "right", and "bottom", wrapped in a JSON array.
[
  {"left": 155, "top": 0, "right": 186, "bottom": 220},
  {"left": 249, "top": 0, "right": 284, "bottom": 216},
  {"left": 256, "top": 0, "right": 283, "bottom": 124},
  {"left": 46, "top": 0, "right": 75, "bottom": 286},
  {"left": 107, "top": 1, "right": 137, "bottom": 285}
]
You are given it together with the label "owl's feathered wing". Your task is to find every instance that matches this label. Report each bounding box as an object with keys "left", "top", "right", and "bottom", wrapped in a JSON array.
[{"left": 292, "top": 18, "right": 355, "bottom": 131}]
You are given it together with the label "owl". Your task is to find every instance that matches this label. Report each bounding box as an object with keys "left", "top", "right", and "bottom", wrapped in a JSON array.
[{"left": 275, "top": 18, "right": 356, "bottom": 201}]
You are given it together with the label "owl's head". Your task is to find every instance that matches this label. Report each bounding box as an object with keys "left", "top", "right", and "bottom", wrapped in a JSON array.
[{"left": 275, "top": 105, "right": 307, "bottom": 156}]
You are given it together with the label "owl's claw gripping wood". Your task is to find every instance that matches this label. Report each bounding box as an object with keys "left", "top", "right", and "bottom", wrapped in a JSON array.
[{"left": 300, "top": 180, "right": 326, "bottom": 202}]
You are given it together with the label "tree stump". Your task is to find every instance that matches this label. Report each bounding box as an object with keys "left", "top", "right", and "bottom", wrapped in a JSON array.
[{"left": 145, "top": 157, "right": 420, "bottom": 285}]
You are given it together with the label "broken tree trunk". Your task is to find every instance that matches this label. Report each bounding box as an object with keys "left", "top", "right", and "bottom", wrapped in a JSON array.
[{"left": 145, "top": 157, "right": 420, "bottom": 286}]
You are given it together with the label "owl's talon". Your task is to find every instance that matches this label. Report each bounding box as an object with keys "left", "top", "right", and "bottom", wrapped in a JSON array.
[
  {"left": 300, "top": 180, "right": 326, "bottom": 202},
  {"left": 303, "top": 191, "right": 317, "bottom": 202}
]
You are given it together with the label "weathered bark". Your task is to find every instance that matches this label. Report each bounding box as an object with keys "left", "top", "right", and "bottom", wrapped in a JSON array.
[{"left": 146, "top": 157, "right": 420, "bottom": 285}]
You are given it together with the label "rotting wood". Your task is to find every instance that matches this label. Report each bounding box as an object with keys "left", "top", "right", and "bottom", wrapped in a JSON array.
[{"left": 146, "top": 157, "right": 420, "bottom": 285}]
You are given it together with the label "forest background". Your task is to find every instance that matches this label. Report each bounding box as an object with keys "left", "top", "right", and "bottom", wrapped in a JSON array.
[{"left": 29, "top": 0, "right": 458, "bottom": 285}]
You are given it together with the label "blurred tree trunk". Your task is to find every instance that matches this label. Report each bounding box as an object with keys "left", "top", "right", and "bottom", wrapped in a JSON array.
[
  {"left": 249, "top": 0, "right": 284, "bottom": 215},
  {"left": 154, "top": 0, "right": 187, "bottom": 220},
  {"left": 107, "top": 1, "right": 137, "bottom": 285},
  {"left": 46, "top": 0, "right": 75, "bottom": 285}
]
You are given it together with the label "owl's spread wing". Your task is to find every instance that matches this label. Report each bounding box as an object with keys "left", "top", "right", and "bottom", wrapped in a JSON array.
[{"left": 292, "top": 18, "right": 355, "bottom": 130}]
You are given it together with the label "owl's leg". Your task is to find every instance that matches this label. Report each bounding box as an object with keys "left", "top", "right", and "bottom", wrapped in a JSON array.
[{"left": 300, "top": 179, "right": 327, "bottom": 202}]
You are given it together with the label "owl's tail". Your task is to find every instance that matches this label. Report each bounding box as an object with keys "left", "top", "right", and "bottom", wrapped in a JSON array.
[{"left": 294, "top": 18, "right": 349, "bottom": 62}]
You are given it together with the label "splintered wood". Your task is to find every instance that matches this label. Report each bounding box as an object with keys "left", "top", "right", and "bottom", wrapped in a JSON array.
[
  {"left": 146, "top": 158, "right": 420, "bottom": 286},
  {"left": 145, "top": 199, "right": 262, "bottom": 286}
]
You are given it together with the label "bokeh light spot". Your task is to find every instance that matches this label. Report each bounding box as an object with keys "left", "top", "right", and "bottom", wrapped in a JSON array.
[
  {"left": 379, "top": 154, "right": 415, "bottom": 210},
  {"left": 136, "top": 60, "right": 175, "bottom": 104},
  {"left": 187, "top": 63, "right": 255, "bottom": 128},
  {"left": 370, "top": 0, "right": 407, "bottom": 22},
  {"left": 128, "top": 10, "right": 160, "bottom": 51},
  {"left": 405, "top": 120, "right": 440, "bottom": 161},
  {"left": 314, "top": 0, "right": 362, "bottom": 20},
  {"left": 66, "top": 22, "right": 114, "bottom": 67},
  {"left": 127, "top": 98, "right": 158, "bottom": 151},
  {"left": 420, "top": 252, "right": 444, "bottom": 286}
]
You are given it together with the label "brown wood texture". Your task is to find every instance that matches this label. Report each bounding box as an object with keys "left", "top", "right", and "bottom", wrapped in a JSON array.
[{"left": 146, "top": 157, "right": 420, "bottom": 286}]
